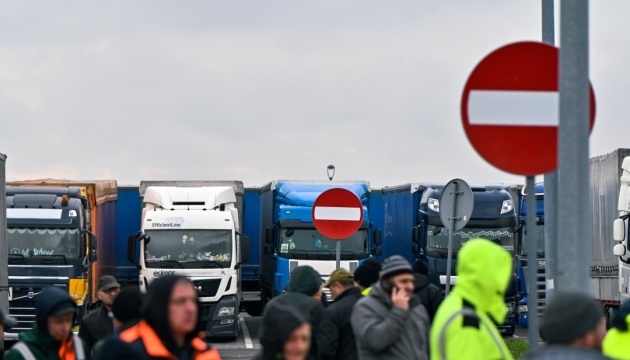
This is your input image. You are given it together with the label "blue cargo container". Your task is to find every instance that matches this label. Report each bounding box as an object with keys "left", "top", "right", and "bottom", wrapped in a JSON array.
[
  {"left": 116, "top": 186, "right": 142, "bottom": 286},
  {"left": 241, "top": 187, "right": 263, "bottom": 315},
  {"left": 382, "top": 183, "right": 518, "bottom": 336}
]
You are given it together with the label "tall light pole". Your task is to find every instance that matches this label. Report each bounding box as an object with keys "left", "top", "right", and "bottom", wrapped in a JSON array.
[{"left": 327, "top": 165, "right": 335, "bottom": 181}]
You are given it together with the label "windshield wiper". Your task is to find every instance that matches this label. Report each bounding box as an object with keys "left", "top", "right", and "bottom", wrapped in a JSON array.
[
  {"left": 157, "top": 260, "right": 183, "bottom": 269},
  {"left": 187, "top": 260, "right": 224, "bottom": 268},
  {"left": 289, "top": 250, "right": 310, "bottom": 260},
  {"left": 34, "top": 254, "right": 67, "bottom": 265},
  {"left": 340, "top": 251, "right": 359, "bottom": 260},
  {"left": 313, "top": 250, "right": 333, "bottom": 260},
  {"left": 8, "top": 254, "right": 25, "bottom": 264}
]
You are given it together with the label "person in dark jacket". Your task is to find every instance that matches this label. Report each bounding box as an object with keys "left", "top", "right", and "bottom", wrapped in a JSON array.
[
  {"left": 317, "top": 268, "right": 362, "bottom": 360},
  {"left": 119, "top": 275, "right": 221, "bottom": 360},
  {"left": 522, "top": 290, "right": 608, "bottom": 360},
  {"left": 353, "top": 258, "right": 381, "bottom": 296},
  {"left": 265, "top": 265, "right": 324, "bottom": 360},
  {"left": 412, "top": 259, "right": 443, "bottom": 323},
  {"left": 78, "top": 275, "right": 121, "bottom": 348},
  {"left": 92, "top": 286, "right": 146, "bottom": 360},
  {"left": 5, "top": 287, "right": 90, "bottom": 360},
  {"left": 256, "top": 301, "right": 311, "bottom": 360}
]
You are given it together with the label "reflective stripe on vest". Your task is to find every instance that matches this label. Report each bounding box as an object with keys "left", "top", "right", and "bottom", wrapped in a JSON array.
[
  {"left": 12, "top": 342, "right": 37, "bottom": 360},
  {"left": 437, "top": 308, "right": 507, "bottom": 360},
  {"left": 12, "top": 335, "right": 85, "bottom": 360},
  {"left": 73, "top": 333, "right": 86, "bottom": 360}
]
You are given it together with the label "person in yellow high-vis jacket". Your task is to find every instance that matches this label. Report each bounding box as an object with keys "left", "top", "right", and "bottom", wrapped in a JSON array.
[
  {"left": 604, "top": 300, "right": 630, "bottom": 359},
  {"left": 430, "top": 238, "right": 512, "bottom": 360}
]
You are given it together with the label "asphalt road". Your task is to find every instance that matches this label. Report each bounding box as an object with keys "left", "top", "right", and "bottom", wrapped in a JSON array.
[{"left": 213, "top": 314, "right": 262, "bottom": 359}]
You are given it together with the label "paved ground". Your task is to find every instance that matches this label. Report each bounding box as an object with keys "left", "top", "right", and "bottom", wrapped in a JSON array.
[{"left": 212, "top": 314, "right": 262, "bottom": 359}]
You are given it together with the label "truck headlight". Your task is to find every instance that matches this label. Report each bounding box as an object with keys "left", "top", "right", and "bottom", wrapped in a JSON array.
[
  {"left": 428, "top": 198, "right": 440, "bottom": 212},
  {"left": 518, "top": 305, "right": 528, "bottom": 313},
  {"left": 218, "top": 306, "right": 235, "bottom": 316},
  {"left": 501, "top": 200, "right": 513, "bottom": 214},
  {"left": 506, "top": 302, "right": 516, "bottom": 314}
]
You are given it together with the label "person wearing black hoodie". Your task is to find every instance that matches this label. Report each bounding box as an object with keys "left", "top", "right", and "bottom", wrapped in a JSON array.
[
  {"left": 264, "top": 265, "right": 324, "bottom": 360},
  {"left": 412, "top": 259, "right": 443, "bottom": 323},
  {"left": 5, "top": 287, "right": 89, "bottom": 360},
  {"left": 256, "top": 301, "right": 311, "bottom": 360},
  {"left": 119, "top": 276, "right": 221, "bottom": 360}
]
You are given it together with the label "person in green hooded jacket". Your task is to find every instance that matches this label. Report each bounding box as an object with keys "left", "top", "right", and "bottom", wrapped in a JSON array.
[
  {"left": 603, "top": 299, "right": 630, "bottom": 359},
  {"left": 430, "top": 238, "right": 512, "bottom": 360}
]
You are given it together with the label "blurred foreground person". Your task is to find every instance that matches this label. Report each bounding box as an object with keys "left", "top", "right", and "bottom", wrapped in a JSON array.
[
  {"left": 430, "top": 239, "right": 512, "bottom": 360},
  {"left": 5, "top": 287, "right": 89, "bottom": 360},
  {"left": 604, "top": 300, "right": 630, "bottom": 359},
  {"left": 521, "top": 290, "right": 607, "bottom": 360},
  {"left": 257, "top": 302, "right": 311, "bottom": 360},
  {"left": 120, "top": 276, "right": 221, "bottom": 360}
]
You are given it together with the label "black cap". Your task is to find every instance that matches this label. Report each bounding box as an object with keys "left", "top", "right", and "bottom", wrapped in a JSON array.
[
  {"left": 354, "top": 258, "right": 382, "bottom": 288},
  {"left": 98, "top": 275, "right": 121, "bottom": 291},
  {"left": 112, "top": 287, "right": 144, "bottom": 323},
  {"left": 49, "top": 301, "right": 77, "bottom": 317},
  {"left": 540, "top": 290, "right": 604, "bottom": 344},
  {"left": 412, "top": 259, "right": 429, "bottom": 276}
]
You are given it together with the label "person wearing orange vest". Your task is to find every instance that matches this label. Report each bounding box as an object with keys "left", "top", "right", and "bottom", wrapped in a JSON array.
[
  {"left": 5, "top": 287, "right": 89, "bottom": 360},
  {"left": 120, "top": 276, "right": 221, "bottom": 360}
]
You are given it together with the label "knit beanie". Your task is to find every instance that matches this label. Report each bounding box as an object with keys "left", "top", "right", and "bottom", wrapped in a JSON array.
[
  {"left": 412, "top": 259, "right": 429, "bottom": 276},
  {"left": 381, "top": 255, "right": 414, "bottom": 280},
  {"left": 287, "top": 266, "right": 322, "bottom": 297},
  {"left": 540, "top": 290, "right": 604, "bottom": 344},
  {"left": 112, "top": 286, "right": 144, "bottom": 323},
  {"left": 354, "top": 258, "right": 382, "bottom": 288}
]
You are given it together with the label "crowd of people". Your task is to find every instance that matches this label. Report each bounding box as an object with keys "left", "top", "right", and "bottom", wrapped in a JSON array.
[{"left": 2, "top": 237, "right": 630, "bottom": 359}]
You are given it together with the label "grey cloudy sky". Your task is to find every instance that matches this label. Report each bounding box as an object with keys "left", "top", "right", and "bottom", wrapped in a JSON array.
[{"left": 1, "top": 1, "right": 627, "bottom": 188}]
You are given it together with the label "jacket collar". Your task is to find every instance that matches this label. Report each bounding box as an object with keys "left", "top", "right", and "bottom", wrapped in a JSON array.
[{"left": 122, "top": 320, "right": 208, "bottom": 358}]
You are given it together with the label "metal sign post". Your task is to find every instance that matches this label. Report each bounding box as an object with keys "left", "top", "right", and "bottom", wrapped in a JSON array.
[
  {"left": 439, "top": 179, "right": 474, "bottom": 295},
  {"left": 526, "top": 176, "right": 540, "bottom": 349}
]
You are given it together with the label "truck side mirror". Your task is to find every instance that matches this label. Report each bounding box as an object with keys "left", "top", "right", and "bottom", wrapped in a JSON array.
[
  {"left": 373, "top": 229, "right": 382, "bottom": 246},
  {"left": 614, "top": 219, "right": 626, "bottom": 242},
  {"left": 412, "top": 244, "right": 420, "bottom": 254},
  {"left": 614, "top": 244, "right": 626, "bottom": 257},
  {"left": 265, "top": 227, "right": 274, "bottom": 244},
  {"left": 240, "top": 235, "right": 251, "bottom": 263},
  {"left": 127, "top": 232, "right": 141, "bottom": 265},
  {"left": 412, "top": 227, "right": 420, "bottom": 244},
  {"left": 373, "top": 247, "right": 383, "bottom": 257}
]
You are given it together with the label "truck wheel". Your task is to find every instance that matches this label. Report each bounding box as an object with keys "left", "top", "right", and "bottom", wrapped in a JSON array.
[{"left": 246, "top": 302, "right": 264, "bottom": 317}]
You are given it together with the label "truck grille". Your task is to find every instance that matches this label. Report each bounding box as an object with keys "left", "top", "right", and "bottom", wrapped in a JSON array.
[
  {"left": 192, "top": 279, "right": 221, "bottom": 298},
  {"left": 9, "top": 286, "right": 45, "bottom": 333}
]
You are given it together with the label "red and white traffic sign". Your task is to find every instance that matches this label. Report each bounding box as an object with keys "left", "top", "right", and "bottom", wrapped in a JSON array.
[
  {"left": 312, "top": 188, "right": 364, "bottom": 240},
  {"left": 461, "top": 41, "right": 596, "bottom": 176}
]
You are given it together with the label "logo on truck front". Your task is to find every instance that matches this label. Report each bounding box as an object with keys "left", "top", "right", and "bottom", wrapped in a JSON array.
[{"left": 153, "top": 270, "right": 176, "bottom": 277}]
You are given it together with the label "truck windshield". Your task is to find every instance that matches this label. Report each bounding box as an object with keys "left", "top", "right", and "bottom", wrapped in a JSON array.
[
  {"left": 7, "top": 227, "right": 82, "bottom": 258},
  {"left": 144, "top": 229, "right": 233, "bottom": 268},
  {"left": 278, "top": 228, "right": 369, "bottom": 260},
  {"left": 426, "top": 225, "right": 515, "bottom": 256},
  {"left": 520, "top": 224, "right": 545, "bottom": 257}
]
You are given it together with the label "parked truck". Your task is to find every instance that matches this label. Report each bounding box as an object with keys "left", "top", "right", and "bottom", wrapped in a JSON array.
[
  {"left": 381, "top": 183, "right": 518, "bottom": 336},
  {"left": 515, "top": 182, "right": 546, "bottom": 328},
  {"left": 115, "top": 186, "right": 142, "bottom": 286},
  {"left": 258, "top": 181, "right": 383, "bottom": 307},
  {"left": 4, "top": 180, "right": 117, "bottom": 339},
  {"left": 127, "top": 181, "right": 249, "bottom": 340}
]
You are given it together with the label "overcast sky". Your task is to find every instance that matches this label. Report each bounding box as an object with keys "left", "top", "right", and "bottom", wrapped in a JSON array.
[{"left": 1, "top": 1, "right": 627, "bottom": 188}]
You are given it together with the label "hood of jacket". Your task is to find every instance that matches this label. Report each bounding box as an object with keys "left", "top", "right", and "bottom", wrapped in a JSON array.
[
  {"left": 413, "top": 273, "right": 432, "bottom": 293},
  {"left": 453, "top": 238, "right": 512, "bottom": 323},
  {"left": 287, "top": 266, "right": 322, "bottom": 297},
  {"left": 141, "top": 275, "right": 201, "bottom": 355},
  {"left": 260, "top": 301, "right": 308, "bottom": 359},
  {"left": 35, "top": 287, "right": 77, "bottom": 338}
]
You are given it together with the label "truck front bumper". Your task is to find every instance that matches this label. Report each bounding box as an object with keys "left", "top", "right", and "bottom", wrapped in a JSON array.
[{"left": 199, "top": 295, "right": 239, "bottom": 338}]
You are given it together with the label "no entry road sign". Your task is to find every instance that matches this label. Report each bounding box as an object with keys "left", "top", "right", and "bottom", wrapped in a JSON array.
[
  {"left": 312, "top": 188, "right": 364, "bottom": 240},
  {"left": 461, "top": 41, "right": 596, "bottom": 176}
]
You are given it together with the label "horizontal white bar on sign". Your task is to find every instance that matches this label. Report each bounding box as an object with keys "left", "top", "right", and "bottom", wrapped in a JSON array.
[
  {"left": 468, "top": 90, "right": 559, "bottom": 126},
  {"left": 439, "top": 275, "right": 458, "bottom": 285},
  {"left": 7, "top": 209, "right": 63, "bottom": 219},
  {"left": 313, "top": 206, "right": 361, "bottom": 221}
]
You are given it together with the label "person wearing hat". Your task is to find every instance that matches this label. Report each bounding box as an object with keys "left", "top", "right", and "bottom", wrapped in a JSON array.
[
  {"left": 78, "top": 275, "right": 121, "bottom": 348},
  {"left": 353, "top": 258, "right": 382, "bottom": 296},
  {"left": 604, "top": 299, "right": 630, "bottom": 359},
  {"left": 413, "top": 259, "right": 443, "bottom": 323},
  {"left": 5, "top": 286, "right": 89, "bottom": 360},
  {"left": 256, "top": 301, "right": 311, "bottom": 360},
  {"left": 351, "top": 255, "right": 430, "bottom": 360},
  {"left": 522, "top": 290, "right": 608, "bottom": 360},
  {"left": 265, "top": 265, "right": 324, "bottom": 360},
  {"left": 317, "top": 268, "right": 362, "bottom": 360},
  {"left": 430, "top": 239, "right": 513, "bottom": 360}
]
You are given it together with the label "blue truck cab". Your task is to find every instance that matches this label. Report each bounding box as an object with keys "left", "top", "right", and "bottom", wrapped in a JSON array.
[
  {"left": 516, "top": 182, "right": 546, "bottom": 328},
  {"left": 259, "top": 181, "right": 382, "bottom": 304},
  {"left": 383, "top": 183, "right": 518, "bottom": 336}
]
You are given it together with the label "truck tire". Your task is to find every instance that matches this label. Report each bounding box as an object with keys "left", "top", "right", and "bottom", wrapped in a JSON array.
[{"left": 246, "top": 302, "right": 264, "bottom": 317}]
